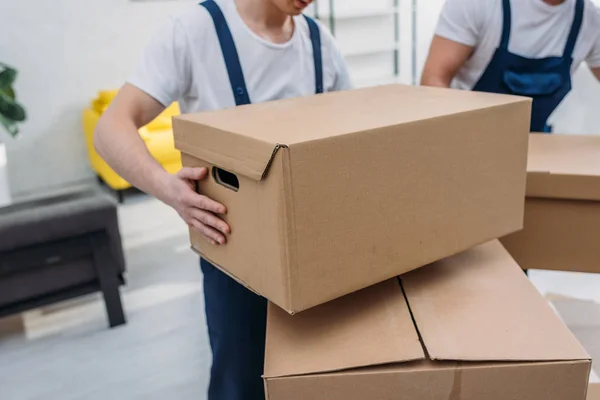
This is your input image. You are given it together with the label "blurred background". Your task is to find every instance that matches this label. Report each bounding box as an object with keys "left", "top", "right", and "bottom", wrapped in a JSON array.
[{"left": 0, "top": 0, "right": 599, "bottom": 399}]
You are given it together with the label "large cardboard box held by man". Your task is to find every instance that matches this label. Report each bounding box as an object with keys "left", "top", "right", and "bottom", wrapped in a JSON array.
[
  {"left": 174, "top": 84, "right": 531, "bottom": 313},
  {"left": 501, "top": 133, "right": 600, "bottom": 273},
  {"left": 264, "top": 241, "right": 592, "bottom": 400}
]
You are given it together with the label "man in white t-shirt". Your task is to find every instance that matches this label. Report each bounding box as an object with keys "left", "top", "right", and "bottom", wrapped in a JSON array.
[
  {"left": 421, "top": 0, "right": 600, "bottom": 132},
  {"left": 94, "top": 0, "right": 351, "bottom": 398}
]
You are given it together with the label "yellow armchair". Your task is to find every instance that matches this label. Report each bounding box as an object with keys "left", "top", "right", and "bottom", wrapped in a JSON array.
[{"left": 83, "top": 90, "right": 182, "bottom": 196}]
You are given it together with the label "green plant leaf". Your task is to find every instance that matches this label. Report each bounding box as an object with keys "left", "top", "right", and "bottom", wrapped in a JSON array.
[
  {"left": 0, "top": 90, "right": 26, "bottom": 122},
  {"left": 0, "top": 67, "right": 17, "bottom": 90},
  {"left": 0, "top": 114, "right": 19, "bottom": 137},
  {"left": 2, "top": 86, "right": 15, "bottom": 100}
]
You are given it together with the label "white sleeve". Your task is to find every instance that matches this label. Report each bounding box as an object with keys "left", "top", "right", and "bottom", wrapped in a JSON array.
[
  {"left": 331, "top": 45, "right": 353, "bottom": 91},
  {"left": 317, "top": 22, "right": 353, "bottom": 91},
  {"left": 587, "top": 39, "right": 600, "bottom": 68},
  {"left": 127, "top": 16, "right": 192, "bottom": 107},
  {"left": 586, "top": 11, "right": 600, "bottom": 68},
  {"left": 435, "top": 0, "right": 486, "bottom": 47}
]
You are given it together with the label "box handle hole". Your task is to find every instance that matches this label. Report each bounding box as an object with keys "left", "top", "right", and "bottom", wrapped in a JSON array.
[{"left": 212, "top": 167, "right": 239, "bottom": 192}]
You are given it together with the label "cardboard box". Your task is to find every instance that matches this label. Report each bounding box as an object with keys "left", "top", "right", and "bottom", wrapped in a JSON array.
[
  {"left": 174, "top": 84, "right": 531, "bottom": 313},
  {"left": 264, "top": 241, "right": 591, "bottom": 400},
  {"left": 501, "top": 133, "right": 600, "bottom": 273},
  {"left": 542, "top": 292, "right": 600, "bottom": 400},
  {"left": 589, "top": 384, "right": 600, "bottom": 400}
]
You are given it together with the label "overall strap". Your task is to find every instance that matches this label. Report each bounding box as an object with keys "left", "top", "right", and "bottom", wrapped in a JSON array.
[
  {"left": 303, "top": 15, "right": 324, "bottom": 94},
  {"left": 563, "top": 0, "right": 585, "bottom": 59},
  {"left": 200, "top": 0, "right": 251, "bottom": 105},
  {"left": 500, "top": 0, "right": 512, "bottom": 50}
]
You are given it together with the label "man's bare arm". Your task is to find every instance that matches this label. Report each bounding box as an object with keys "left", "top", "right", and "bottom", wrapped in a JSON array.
[
  {"left": 94, "top": 84, "right": 171, "bottom": 199},
  {"left": 420, "top": 35, "right": 475, "bottom": 88},
  {"left": 94, "top": 84, "right": 230, "bottom": 245}
]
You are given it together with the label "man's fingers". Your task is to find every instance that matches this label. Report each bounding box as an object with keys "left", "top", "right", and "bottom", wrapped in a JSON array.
[
  {"left": 177, "top": 167, "right": 208, "bottom": 181},
  {"left": 192, "top": 209, "right": 230, "bottom": 235},
  {"left": 189, "top": 193, "right": 227, "bottom": 215},
  {"left": 190, "top": 220, "right": 226, "bottom": 245}
]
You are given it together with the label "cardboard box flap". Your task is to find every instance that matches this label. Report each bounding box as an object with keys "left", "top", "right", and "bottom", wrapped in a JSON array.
[
  {"left": 175, "top": 84, "right": 529, "bottom": 150},
  {"left": 402, "top": 240, "right": 590, "bottom": 363},
  {"left": 527, "top": 133, "right": 600, "bottom": 201},
  {"left": 173, "top": 115, "right": 283, "bottom": 181},
  {"left": 264, "top": 280, "right": 425, "bottom": 379}
]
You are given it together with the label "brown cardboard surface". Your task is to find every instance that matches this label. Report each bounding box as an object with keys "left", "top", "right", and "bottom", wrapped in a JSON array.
[
  {"left": 264, "top": 280, "right": 424, "bottom": 378},
  {"left": 264, "top": 241, "right": 591, "bottom": 400},
  {"left": 589, "top": 384, "right": 600, "bottom": 400},
  {"left": 403, "top": 241, "right": 589, "bottom": 361},
  {"left": 501, "top": 199, "right": 600, "bottom": 273},
  {"left": 544, "top": 293, "right": 600, "bottom": 399},
  {"left": 500, "top": 133, "right": 600, "bottom": 273},
  {"left": 265, "top": 360, "right": 591, "bottom": 400},
  {"left": 180, "top": 152, "right": 291, "bottom": 307},
  {"left": 175, "top": 84, "right": 532, "bottom": 313},
  {"left": 176, "top": 85, "right": 528, "bottom": 149},
  {"left": 527, "top": 133, "right": 600, "bottom": 201}
]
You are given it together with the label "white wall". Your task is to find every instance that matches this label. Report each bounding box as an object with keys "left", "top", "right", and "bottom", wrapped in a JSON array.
[{"left": 0, "top": 0, "right": 195, "bottom": 198}]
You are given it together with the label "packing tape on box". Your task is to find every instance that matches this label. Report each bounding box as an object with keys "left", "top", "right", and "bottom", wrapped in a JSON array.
[{"left": 448, "top": 365, "right": 463, "bottom": 400}]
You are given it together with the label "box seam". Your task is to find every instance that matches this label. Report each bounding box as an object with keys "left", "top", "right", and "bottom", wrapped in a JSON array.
[
  {"left": 174, "top": 117, "right": 287, "bottom": 181},
  {"left": 399, "top": 276, "right": 591, "bottom": 364},
  {"left": 282, "top": 100, "right": 531, "bottom": 149},
  {"left": 265, "top": 358, "right": 591, "bottom": 381},
  {"left": 189, "top": 246, "right": 263, "bottom": 298},
  {"left": 398, "top": 277, "right": 431, "bottom": 360},
  {"left": 281, "top": 148, "right": 299, "bottom": 313},
  {"left": 262, "top": 144, "right": 287, "bottom": 179},
  {"left": 527, "top": 172, "right": 600, "bottom": 202}
]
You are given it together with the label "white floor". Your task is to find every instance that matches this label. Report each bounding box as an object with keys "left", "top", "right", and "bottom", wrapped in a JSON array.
[
  {"left": 0, "top": 192, "right": 212, "bottom": 400},
  {"left": 0, "top": 192, "right": 598, "bottom": 400}
]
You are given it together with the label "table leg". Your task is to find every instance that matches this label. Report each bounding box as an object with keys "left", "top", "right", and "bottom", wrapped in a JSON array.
[{"left": 91, "top": 232, "right": 126, "bottom": 328}]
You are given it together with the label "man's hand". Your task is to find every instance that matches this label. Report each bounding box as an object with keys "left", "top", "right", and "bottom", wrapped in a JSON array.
[
  {"left": 94, "top": 85, "right": 230, "bottom": 246},
  {"left": 164, "top": 167, "right": 230, "bottom": 246}
]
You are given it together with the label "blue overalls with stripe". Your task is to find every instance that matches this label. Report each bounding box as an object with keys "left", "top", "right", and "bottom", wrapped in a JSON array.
[
  {"left": 472, "top": 0, "right": 584, "bottom": 132},
  {"left": 199, "top": 1, "right": 323, "bottom": 399}
]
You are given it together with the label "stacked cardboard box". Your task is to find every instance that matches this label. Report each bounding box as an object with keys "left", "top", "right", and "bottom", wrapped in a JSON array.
[
  {"left": 543, "top": 291, "right": 600, "bottom": 399},
  {"left": 501, "top": 133, "right": 600, "bottom": 273},
  {"left": 264, "top": 241, "right": 591, "bottom": 400},
  {"left": 174, "top": 84, "right": 592, "bottom": 399},
  {"left": 590, "top": 384, "right": 600, "bottom": 400}
]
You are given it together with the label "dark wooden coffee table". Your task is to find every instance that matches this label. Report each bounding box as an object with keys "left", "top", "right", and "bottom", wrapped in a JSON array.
[{"left": 0, "top": 189, "right": 127, "bottom": 328}]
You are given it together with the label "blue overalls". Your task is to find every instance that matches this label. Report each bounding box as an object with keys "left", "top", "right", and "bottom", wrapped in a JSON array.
[
  {"left": 198, "top": 1, "right": 323, "bottom": 399},
  {"left": 472, "top": 0, "right": 584, "bottom": 132}
]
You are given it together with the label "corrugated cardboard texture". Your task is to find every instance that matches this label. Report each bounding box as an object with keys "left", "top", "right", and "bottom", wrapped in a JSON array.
[
  {"left": 181, "top": 152, "right": 290, "bottom": 307},
  {"left": 175, "top": 84, "right": 532, "bottom": 313},
  {"left": 176, "top": 85, "right": 528, "bottom": 148},
  {"left": 402, "top": 241, "right": 589, "bottom": 361},
  {"left": 265, "top": 360, "right": 590, "bottom": 400},
  {"left": 527, "top": 133, "right": 600, "bottom": 201},
  {"left": 265, "top": 241, "right": 591, "bottom": 400},
  {"left": 501, "top": 133, "right": 600, "bottom": 273},
  {"left": 173, "top": 118, "right": 279, "bottom": 181},
  {"left": 554, "top": 299, "right": 600, "bottom": 399},
  {"left": 500, "top": 199, "right": 600, "bottom": 273},
  {"left": 589, "top": 384, "right": 600, "bottom": 400},
  {"left": 288, "top": 100, "right": 529, "bottom": 311},
  {"left": 264, "top": 280, "right": 424, "bottom": 379},
  {"left": 544, "top": 293, "right": 600, "bottom": 394}
]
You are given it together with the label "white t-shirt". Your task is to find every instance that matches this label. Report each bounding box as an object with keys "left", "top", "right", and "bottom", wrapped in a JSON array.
[
  {"left": 435, "top": 0, "right": 600, "bottom": 90},
  {"left": 128, "top": 0, "right": 352, "bottom": 114}
]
